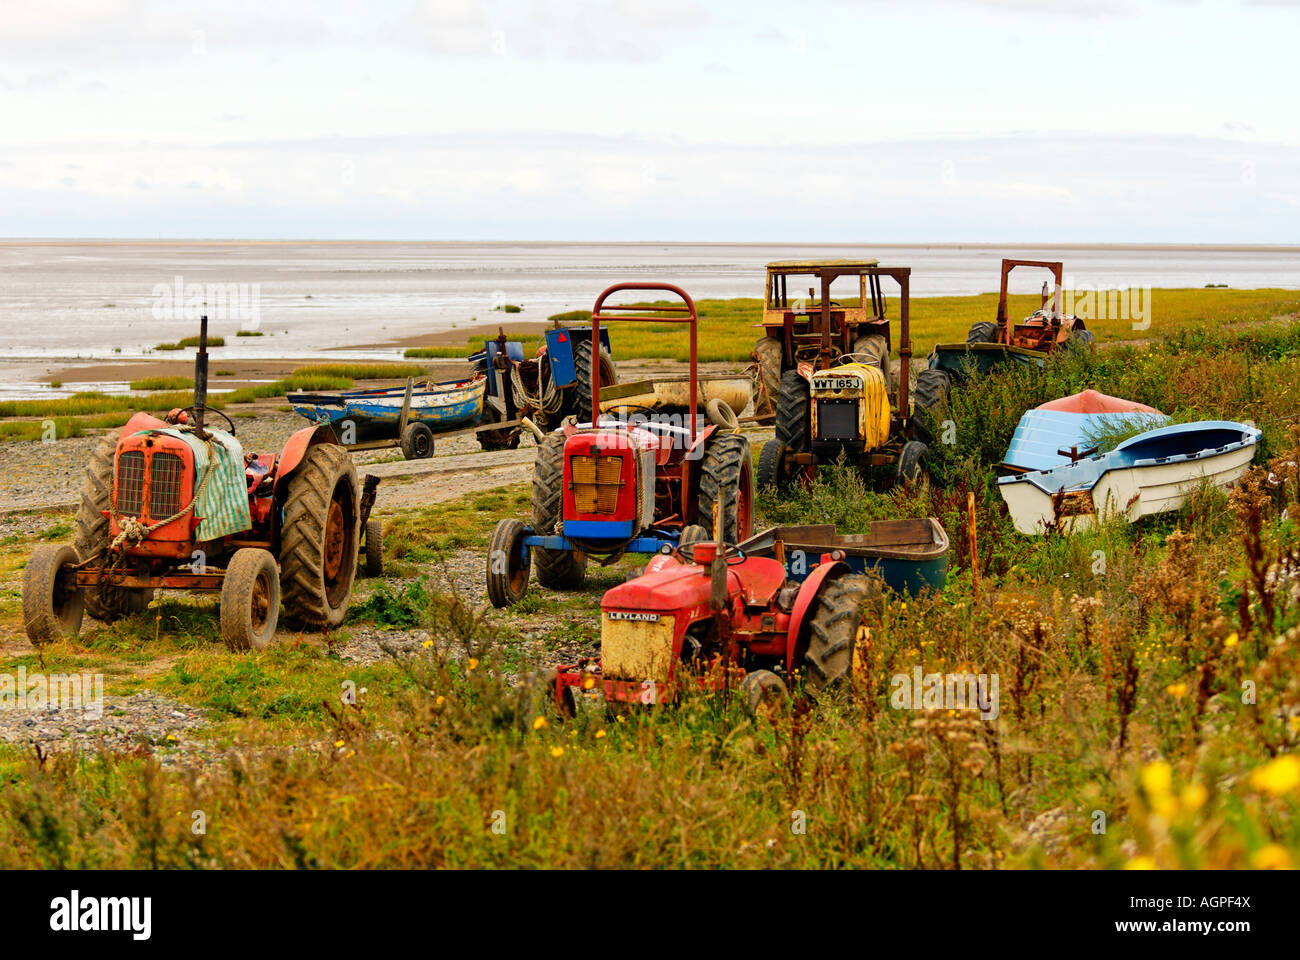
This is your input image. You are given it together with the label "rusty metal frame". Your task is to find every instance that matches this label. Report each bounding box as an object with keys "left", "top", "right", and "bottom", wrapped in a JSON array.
[{"left": 996, "top": 258, "right": 1067, "bottom": 348}]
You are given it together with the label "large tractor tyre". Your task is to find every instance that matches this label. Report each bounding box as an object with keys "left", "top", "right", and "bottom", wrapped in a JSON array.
[
  {"left": 220, "top": 548, "right": 280, "bottom": 652},
  {"left": 852, "top": 332, "right": 890, "bottom": 384},
  {"left": 1069, "top": 327, "right": 1096, "bottom": 352},
  {"left": 774, "top": 369, "right": 811, "bottom": 452},
  {"left": 487, "top": 518, "right": 531, "bottom": 608},
  {"left": 967, "top": 321, "right": 999, "bottom": 344},
  {"left": 897, "top": 440, "right": 931, "bottom": 486},
  {"left": 757, "top": 439, "right": 795, "bottom": 492},
  {"left": 530, "top": 432, "right": 587, "bottom": 589},
  {"left": 570, "top": 339, "right": 618, "bottom": 423},
  {"left": 752, "top": 336, "right": 784, "bottom": 419},
  {"left": 740, "top": 669, "right": 790, "bottom": 720},
  {"left": 802, "top": 574, "right": 881, "bottom": 696},
  {"left": 912, "top": 369, "right": 952, "bottom": 443},
  {"left": 73, "top": 433, "right": 153, "bottom": 621},
  {"left": 478, "top": 402, "right": 521, "bottom": 451},
  {"left": 697, "top": 432, "right": 754, "bottom": 544},
  {"left": 364, "top": 518, "right": 384, "bottom": 577},
  {"left": 400, "top": 422, "right": 435, "bottom": 460},
  {"left": 22, "top": 544, "right": 84, "bottom": 645},
  {"left": 280, "top": 443, "right": 361, "bottom": 629}
]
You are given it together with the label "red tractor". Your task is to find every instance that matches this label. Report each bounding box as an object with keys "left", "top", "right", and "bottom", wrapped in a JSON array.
[
  {"left": 22, "top": 318, "right": 377, "bottom": 651},
  {"left": 487, "top": 283, "right": 754, "bottom": 608},
  {"left": 546, "top": 532, "right": 880, "bottom": 716}
]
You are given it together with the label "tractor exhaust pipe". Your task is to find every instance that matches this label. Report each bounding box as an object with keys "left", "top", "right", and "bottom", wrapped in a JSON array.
[{"left": 193, "top": 314, "right": 210, "bottom": 438}]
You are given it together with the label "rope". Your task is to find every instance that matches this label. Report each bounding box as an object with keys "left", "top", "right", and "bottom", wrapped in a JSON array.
[{"left": 510, "top": 356, "right": 565, "bottom": 419}]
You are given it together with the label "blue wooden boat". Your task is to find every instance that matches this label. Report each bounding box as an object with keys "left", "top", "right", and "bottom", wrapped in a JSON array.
[
  {"left": 287, "top": 377, "right": 486, "bottom": 443},
  {"left": 1003, "top": 390, "right": 1168, "bottom": 472},
  {"left": 998, "top": 419, "right": 1261, "bottom": 534},
  {"left": 738, "top": 519, "right": 949, "bottom": 595}
]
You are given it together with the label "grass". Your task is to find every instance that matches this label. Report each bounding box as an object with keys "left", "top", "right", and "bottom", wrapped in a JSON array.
[
  {"left": 130, "top": 376, "right": 192, "bottom": 391},
  {"left": 236, "top": 330, "right": 263, "bottom": 337},
  {"left": 155, "top": 335, "right": 226, "bottom": 350},
  {"left": 1, "top": 290, "right": 1300, "bottom": 869},
  {"left": 289, "top": 362, "right": 427, "bottom": 381}
]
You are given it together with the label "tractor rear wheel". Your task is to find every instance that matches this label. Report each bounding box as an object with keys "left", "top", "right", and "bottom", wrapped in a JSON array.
[
  {"left": 74, "top": 432, "right": 153, "bottom": 621},
  {"left": 220, "top": 548, "right": 280, "bottom": 652},
  {"left": 752, "top": 336, "right": 783, "bottom": 419},
  {"left": 22, "top": 544, "right": 84, "bottom": 644},
  {"left": 774, "top": 369, "right": 810, "bottom": 452},
  {"left": 1069, "top": 327, "right": 1096, "bottom": 351},
  {"left": 967, "top": 321, "right": 998, "bottom": 344},
  {"left": 697, "top": 432, "right": 754, "bottom": 544},
  {"left": 531, "top": 432, "right": 587, "bottom": 589},
  {"left": 487, "top": 518, "right": 531, "bottom": 608},
  {"left": 364, "top": 518, "right": 383, "bottom": 577},
  {"left": 801, "top": 574, "right": 881, "bottom": 696},
  {"left": 280, "top": 443, "right": 360, "bottom": 628},
  {"left": 852, "top": 332, "right": 890, "bottom": 384},
  {"left": 571, "top": 339, "right": 617, "bottom": 423}
]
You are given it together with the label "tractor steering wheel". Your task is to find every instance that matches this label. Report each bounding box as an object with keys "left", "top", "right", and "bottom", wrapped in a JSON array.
[
  {"left": 675, "top": 540, "right": 746, "bottom": 566},
  {"left": 607, "top": 403, "right": 659, "bottom": 424},
  {"left": 175, "top": 406, "right": 237, "bottom": 435}
]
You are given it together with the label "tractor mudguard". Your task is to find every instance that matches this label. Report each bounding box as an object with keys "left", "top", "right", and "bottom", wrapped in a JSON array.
[
  {"left": 784, "top": 558, "right": 851, "bottom": 672},
  {"left": 273, "top": 424, "right": 340, "bottom": 495},
  {"left": 119, "top": 411, "right": 169, "bottom": 440},
  {"left": 683, "top": 421, "right": 717, "bottom": 463}
]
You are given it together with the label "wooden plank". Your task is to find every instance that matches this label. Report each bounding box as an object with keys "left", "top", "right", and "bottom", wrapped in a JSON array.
[{"left": 396, "top": 377, "right": 414, "bottom": 437}]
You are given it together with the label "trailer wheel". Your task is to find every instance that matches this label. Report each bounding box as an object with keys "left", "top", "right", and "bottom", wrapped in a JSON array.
[
  {"left": 221, "top": 548, "right": 280, "bottom": 652},
  {"left": 280, "top": 443, "right": 360, "bottom": 628},
  {"left": 22, "top": 544, "right": 84, "bottom": 645},
  {"left": 73, "top": 432, "right": 153, "bottom": 621},
  {"left": 531, "top": 432, "right": 587, "bottom": 589},
  {"left": 852, "top": 332, "right": 890, "bottom": 384},
  {"left": 399, "top": 422, "right": 434, "bottom": 460},
  {"left": 967, "top": 321, "right": 998, "bottom": 344},
  {"left": 774, "top": 369, "right": 810, "bottom": 453},
  {"left": 478, "top": 402, "right": 521, "bottom": 451},
  {"left": 897, "top": 440, "right": 930, "bottom": 486},
  {"left": 364, "top": 518, "right": 383, "bottom": 577},
  {"left": 571, "top": 339, "right": 617, "bottom": 423},
  {"left": 697, "top": 432, "right": 754, "bottom": 543},
  {"left": 751, "top": 336, "right": 783, "bottom": 419},
  {"left": 740, "top": 669, "right": 789, "bottom": 719},
  {"left": 757, "top": 439, "right": 797, "bottom": 492},
  {"left": 487, "top": 518, "right": 531, "bottom": 608},
  {"left": 801, "top": 574, "right": 880, "bottom": 695}
]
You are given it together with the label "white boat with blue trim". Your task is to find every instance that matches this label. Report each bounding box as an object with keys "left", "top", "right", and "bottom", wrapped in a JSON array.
[{"left": 997, "top": 419, "right": 1261, "bottom": 534}]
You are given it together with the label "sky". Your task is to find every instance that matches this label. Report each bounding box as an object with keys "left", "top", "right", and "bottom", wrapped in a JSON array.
[{"left": 0, "top": 0, "right": 1297, "bottom": 242}]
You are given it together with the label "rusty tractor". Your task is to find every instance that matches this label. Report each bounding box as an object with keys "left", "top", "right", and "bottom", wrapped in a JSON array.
[
  {"left": 755, "top": 263, "right": 930, "bottom": 491},
  {"left": 486, "top": 283, "right": 754, "bottom": 609},
  {"left": 22, "top": 317, "right": 379, "bottom": 652}
]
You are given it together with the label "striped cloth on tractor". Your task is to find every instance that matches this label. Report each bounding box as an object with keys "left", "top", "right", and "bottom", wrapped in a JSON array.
[{"left": 125, "top": 427, "right": 252, "bottom": 540}]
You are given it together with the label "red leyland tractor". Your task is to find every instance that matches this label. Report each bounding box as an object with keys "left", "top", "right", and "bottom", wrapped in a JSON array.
[
  {"left": 487, "top": 283, "right": 754, "bottom": 608},
  {"left": 547, "top": 530, "right": 881, "bottom": 716},
  {"left": 22, "top": 318, "right": 377, "bottom": 651}
]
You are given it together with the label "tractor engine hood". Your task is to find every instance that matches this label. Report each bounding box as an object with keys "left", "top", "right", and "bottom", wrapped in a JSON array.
[{"left": 604, "top": 553, "right": 789, "bottom": 614}]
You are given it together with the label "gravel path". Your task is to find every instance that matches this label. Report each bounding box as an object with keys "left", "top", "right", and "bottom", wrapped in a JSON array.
[{"left": 0, "top": 690, "right": 208, "bottom": 764}]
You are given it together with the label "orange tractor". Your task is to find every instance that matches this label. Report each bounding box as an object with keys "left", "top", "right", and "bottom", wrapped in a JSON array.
[{"left": 22, "top": 318, "right": 377, "bottom": 651}]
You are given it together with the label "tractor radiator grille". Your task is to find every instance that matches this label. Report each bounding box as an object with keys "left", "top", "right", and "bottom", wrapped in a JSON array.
[
  {"left": 116, "top": 450, "right": 146, "bottom": 517},
  {"left": 571, "top": 454, "right": 625, "bottom": 514},
  {"left": 149, "top": 452, "right": 185, "bottom": 519},
  {"left": 816, "top": 400, "right": 860, "bottom": 442}
]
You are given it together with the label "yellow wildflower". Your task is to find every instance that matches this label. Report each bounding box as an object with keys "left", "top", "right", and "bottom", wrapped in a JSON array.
[
  {"left": 1251, "top": 755, "right": 1300, "bottom": 796},
  {"left": 595, "top": 730, "right": 606, "bottom": 739},
  {"left": 532, "top": 716, "right": 548, "bottom": 730},
  {"left": 1166, "top": 682, "right": 1188, "bottom": 698},
  {"left": 467, "top": 658, "right": 479, "bottom": 670},
  {"left": 1223, "top": 631, "right": 1238, "bottom": 648},
  {"left": 1251, "top": 844, "right": 1291, "bottom": 870},
  {"left": 1123, "top": 855, "right": 1157, "bottom": 870},
  {"left": 550, "top": 746, "right": 564, "bottom": 758}
]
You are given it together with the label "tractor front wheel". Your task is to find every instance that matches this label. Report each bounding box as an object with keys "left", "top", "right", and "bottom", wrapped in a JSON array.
[
  {"left": 801, "top": 574, "right": 881, "bottom": 696},
  {"left": 280, "top": 443, "right": 360, "bottom": 628},
  {"left": 364, "top": 518, "right": 383, "bottom": 577},
  {"left": 531, "top": 432, "right": 587, "bottom": 589},
  {"left": 740, "top": 669, "right": 789, "bottom": 719},
  {"left": 912, "top": 369, "right": 952, "bottom": 443},
  {"left": 852, "top": 332, "right": 890, "bottom": 384},
  {"left": 22, "top": 544, "right": 84, "bottom": 645},
  {"left": 697, "top": 432, "right": 754, "bottom": 543},
  {"left": 220, "top": 548, "right": 280, "bottom": 652},
  {"left": 897, "top": 440, "right": 931, "bottom": 486},
  {"left": 487, "top": 518, "right": 531, "bottom": 608},
  {"left": 774, "top": 369, "right": 810, "bottom": 453},
  {"left": 757, "top": 438, "right": 797, "bottom": 492}
]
